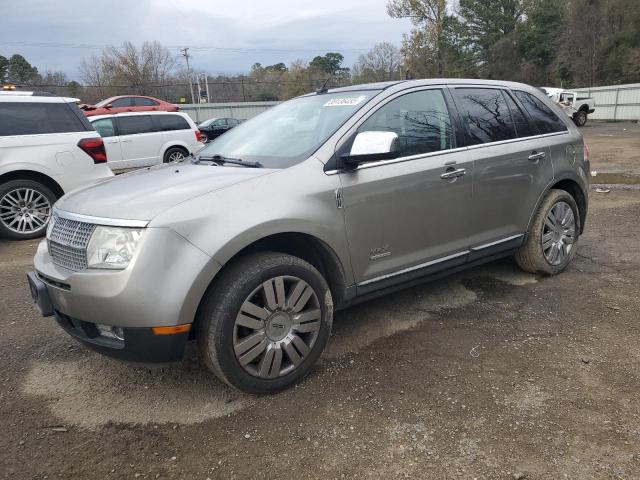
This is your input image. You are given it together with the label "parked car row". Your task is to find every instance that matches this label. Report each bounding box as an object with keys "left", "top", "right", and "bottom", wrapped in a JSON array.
[{"left": 0, "top": 91, "right": 245, "bottom": 239}]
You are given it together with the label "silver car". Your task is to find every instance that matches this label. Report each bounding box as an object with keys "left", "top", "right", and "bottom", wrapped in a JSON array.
[{"left": 28, "top": 79, "right": 590, "bottom": 393}]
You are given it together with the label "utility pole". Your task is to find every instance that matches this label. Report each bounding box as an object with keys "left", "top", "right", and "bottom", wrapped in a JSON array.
[
  {"left": 202, "top": 73, "right": 210, "bottom": 103},
  {"left": 180, "top": 47, "right": 196, "bottom": 105}
]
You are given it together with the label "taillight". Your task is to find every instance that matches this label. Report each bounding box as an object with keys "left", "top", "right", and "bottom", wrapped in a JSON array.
[
  {"left": 195, "top": 130, "right": 203, "bottom": 142},
  {"left": 583, "top": 143, "right": 590, "bottom": 162},
  {"left": 78, "top": 137, "right": 107, "bottom": 164}
]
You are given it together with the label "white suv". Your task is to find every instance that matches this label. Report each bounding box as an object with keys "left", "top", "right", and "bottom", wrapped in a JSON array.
[
  {"left": 89, "top": 111, "right": 203, "bottom": 169},
  {"left": 0, "top": 91, "right": 114, "bottom": 240}
]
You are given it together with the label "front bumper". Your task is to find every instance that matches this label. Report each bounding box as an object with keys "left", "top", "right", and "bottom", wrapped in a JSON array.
[{"left": 27, "top": 271, "right": 189, "bottom": 363}]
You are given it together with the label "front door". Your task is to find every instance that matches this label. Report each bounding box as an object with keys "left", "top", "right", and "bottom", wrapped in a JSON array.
[{"left": 337, "top": 88, "right": 474, "bottom": 288}]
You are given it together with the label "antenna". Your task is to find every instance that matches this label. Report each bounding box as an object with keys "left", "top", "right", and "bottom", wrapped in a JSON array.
[{"left": 316, "top": 76, "right": 332, "bottom": 94}]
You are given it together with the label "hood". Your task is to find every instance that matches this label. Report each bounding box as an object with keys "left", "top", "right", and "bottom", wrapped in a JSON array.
[{"left": 55, "top": 162, "right": 275, "bottom": 221}]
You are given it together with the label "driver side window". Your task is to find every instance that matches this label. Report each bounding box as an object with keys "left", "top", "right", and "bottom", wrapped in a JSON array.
[{"left": 358, "top": 89, "right": 454, "bottom": 158}]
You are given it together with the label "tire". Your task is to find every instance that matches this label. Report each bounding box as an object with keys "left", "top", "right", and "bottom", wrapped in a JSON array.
[
  {"left": 197, "top": 252, "right": 333, "bottom": 394},
  {"left": 0, "top": 179, "right": 57, "bottom": 240},
  {"left": 515, "top": 189, "right": 580, "bottom": 275},
  {"left": 163, "top": 147, "right": 188, "bottom": 163},
  {"left": 573, "top": 109, "right": 588, "bottom": 127}
]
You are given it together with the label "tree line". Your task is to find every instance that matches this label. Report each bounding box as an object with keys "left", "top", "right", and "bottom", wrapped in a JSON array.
[{"left": 2, "top": 0, "right": 639, "bottom": 104}]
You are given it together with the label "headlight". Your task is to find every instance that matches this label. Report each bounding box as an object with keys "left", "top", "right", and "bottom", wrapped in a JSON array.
[{"left": 86, "top": 226, "right": 145, "bottom": 270}]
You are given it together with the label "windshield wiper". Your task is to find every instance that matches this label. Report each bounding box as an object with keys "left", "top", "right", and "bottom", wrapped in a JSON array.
[{"left": 196, "top": 154, "right": 263, "bottom": 168}]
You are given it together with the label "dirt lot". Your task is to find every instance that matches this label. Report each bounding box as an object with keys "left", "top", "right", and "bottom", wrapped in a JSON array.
[
  {"left": 583, "top": 121, "right": 640, "bottom": 179},
  {"left": 1, "top": 125, "right": 640, "bottom": 479}
]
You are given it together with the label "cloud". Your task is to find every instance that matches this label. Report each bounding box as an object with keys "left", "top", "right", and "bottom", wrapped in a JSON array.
[{"left": 0, "top": 0, "right": 412, "bottom": 79}]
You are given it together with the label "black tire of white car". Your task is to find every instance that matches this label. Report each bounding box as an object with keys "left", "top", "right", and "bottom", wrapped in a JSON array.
[
  {"left": 515, "top": 189, "right": 580, "bottom": 276},
  {"left": 0, "top": 179, "right": 57, "bottom": 241},
  {"left": 163, "top": 147, "right": 187, "bottom": 163},
  {"left": 573, "top": 110, "right": 588, "bottom": 127},
  {"left": 197, "top": 252, "right": 333, "bottom": 394}
]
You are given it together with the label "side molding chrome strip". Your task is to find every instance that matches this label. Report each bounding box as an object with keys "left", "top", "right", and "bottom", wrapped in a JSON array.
[
  {"left": 358, "top": 250, "right": 469, "bottom": 287},
  {"left": 470, "top": 234, "right": 524, "bottom": 251},
  {"left": 53, "top": 208, "right": 150, "bottom": 228}
]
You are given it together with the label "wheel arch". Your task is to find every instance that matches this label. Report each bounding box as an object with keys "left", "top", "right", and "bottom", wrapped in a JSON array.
[
  {"left": 190, "top": 231, "right": 350, "bottom": 338},
  {"left": 0, "top": 170, "right": 65, "bottom": 199},
  {"left": 528, "top": 177, "right": 588, "bottom": 235}
]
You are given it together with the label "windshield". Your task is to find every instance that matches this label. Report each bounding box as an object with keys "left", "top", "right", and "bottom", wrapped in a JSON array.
[{"left": 198, "top": 90, "right": 381, "bottom": 168}]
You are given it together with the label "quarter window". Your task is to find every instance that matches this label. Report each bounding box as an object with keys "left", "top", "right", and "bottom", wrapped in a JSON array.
[
  {"left": 455, "top": 88, "right": 517, "bottom": 145},
  {"left": 155, "top": 115, "right": 190, "bottom": 131},
  {"left": 513, "top": 90, "right": 568, "bottom": 134},
  {"left": 91, "top": 118, "right": 116, "bottom": 137},
  {"left": 117, "top": 115, "right": 155, "bottom": 135},
  {"left": 357, "top": 89, "right": 454, "bottom": 158},
  {"left": 0, "top": 102, "right": 88, "bottom": 136}
]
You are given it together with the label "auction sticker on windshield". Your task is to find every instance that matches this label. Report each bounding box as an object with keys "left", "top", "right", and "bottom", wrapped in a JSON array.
[{"left": 323, "top": 96, "right": 367, "bottom": 107}]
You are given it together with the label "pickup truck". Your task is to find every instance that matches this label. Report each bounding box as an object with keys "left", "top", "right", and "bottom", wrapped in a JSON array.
[{"left": 541, "top": 87, "right": 595, "bottom": 127}]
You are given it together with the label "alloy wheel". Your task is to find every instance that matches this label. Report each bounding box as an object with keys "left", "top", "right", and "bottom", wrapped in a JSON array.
[
  {"left": 168, "top": 151, "right": 186, "bottom": 162},
  {"left": 233, "top": 275, "right": 321, "bottom": 379},
  {"left": 0, "top": 187, "right": 52, "bottom": 235},
  {"left": 542, "top": 201, "right": 576, "bottom": 266}
]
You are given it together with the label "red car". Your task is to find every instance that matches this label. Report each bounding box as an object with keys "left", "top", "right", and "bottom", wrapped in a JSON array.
[{"left": 80, "top": 95, "right": 179, "bottom": 117}]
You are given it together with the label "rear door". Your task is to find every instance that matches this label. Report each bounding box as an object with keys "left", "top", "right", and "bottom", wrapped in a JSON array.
[
  {"left": 115, "top": 115, "right": 164, "bottom": 167},
  {"left": 450, "top": 86, "right": 555, "bottom": 257},
  {"left": 337, "top": 87, "right": 474, "bottom": 288},
  {"left": 155, "top": 114, "right": 194, "bottom": 149},
  {"left": 91, "top": 117, "right": 123, "bottom": 166}
]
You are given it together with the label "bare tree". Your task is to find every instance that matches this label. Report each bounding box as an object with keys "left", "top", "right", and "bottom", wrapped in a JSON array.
[{"left": 352, "top": 43, "right": 404, "bottom": 83}]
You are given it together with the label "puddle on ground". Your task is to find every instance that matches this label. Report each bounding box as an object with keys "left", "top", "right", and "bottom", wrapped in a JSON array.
[{"left": 23, "top": 356, "right": 247, "bottom": 428}]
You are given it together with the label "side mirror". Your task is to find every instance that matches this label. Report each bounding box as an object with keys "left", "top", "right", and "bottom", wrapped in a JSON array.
[{"left": 340, "top": 131, "right": 399, "bottom": 169}]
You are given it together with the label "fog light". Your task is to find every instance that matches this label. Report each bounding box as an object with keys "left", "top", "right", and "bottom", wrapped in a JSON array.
[{"left": 96, "top": 324, "right": 124, "bottom": 341}]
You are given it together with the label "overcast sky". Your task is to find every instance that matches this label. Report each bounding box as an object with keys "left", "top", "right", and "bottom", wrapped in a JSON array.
[{"left": 1, "top": 0, "right": 413, "bottom": 81}]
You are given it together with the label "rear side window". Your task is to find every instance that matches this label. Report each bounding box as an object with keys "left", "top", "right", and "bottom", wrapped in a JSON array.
[
  {"left": 0, "top": 102, "right": 89, "bottom": 136},
  {"left": 91, "top": 118, "right": 116, "bottom": 137},
  {"left": 111, "top": 98, "right": 133, "bottom": 107},
  {"left": 503, "top": 92, "right": 535, "bottom": 138},
  {"left": 156, "top": 114, "right": 190, "bottom": 131},
  {"left": 117, "top": 115, "right": 155, "bottom": 135},
  {"left": 133, "top": 98, "right": 159, "bottom": 107},
  {"left": 358, "top": 89, "right": 454, "bottom": 158},
  {"left": 513, "top": 90, "right": 568, "bottom": 134},
  {"left": 455, "top": 88, "right": 516, "bottom": 145}
]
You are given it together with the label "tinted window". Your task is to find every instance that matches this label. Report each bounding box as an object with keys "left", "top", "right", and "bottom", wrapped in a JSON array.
[
  {"left": 133, "top": 97, "right": 159, "bottom": 107},
  {"left": 456, "top": 88, "right": 516, "bottom": 145},
  {"left": 117, "top": 115, "right": 155, "bottom": 135},
  {"left": 228, "top": 118, "right": 240, "bottom": 126},
  {"left": 111, "top": 98, "right": 133, "bottom": 107},
  {"left": 214, "top": 119, "right": 226, "bottom": 126},
  {"left": 513, "top": 90, "right": 568, "bottom": 134},
  {"left": 0, "top": 102, "right": 87, "bottom": 136},
  {"left": 91, "top": 118, "right": 116, "bottom": 137},
  {"left": 358, "top": 89, "right": 454, "bottom": 158},
  {"left": 503, "top": 92, "right": 535, "bottom": 138},
  {"left": 155, "top": 114, "right": 190, "bottom": 131}
]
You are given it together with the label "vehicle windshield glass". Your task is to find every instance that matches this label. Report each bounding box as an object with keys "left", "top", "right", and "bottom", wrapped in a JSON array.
[
  {"left": 198, "top": 90, "right": 381, "bottom": 168},
  {"left": 95, "top": 97, "right": 116, "bottom": 107},
  {"left": 199, "top": 118, "right": 216, "bottom": 127}
]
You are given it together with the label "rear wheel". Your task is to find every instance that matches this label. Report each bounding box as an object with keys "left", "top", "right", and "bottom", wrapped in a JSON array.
[
  {"left": 0, "top": 179, "right": 56, "bottom": 240},
  {"left": 163, "top": 147, "right": 188, "bottom": 163},
  {"left": 197, "top": 252, "right": 333, "bottom": 394},
  {"left": 515, "top": 189, "right": 580, "bottom": 275},
  {"left": 573, "top": 109, "right": 588, "bottom": 127},
  {"left": 200, "top": 132, "right": 209, "bottom": 144}
]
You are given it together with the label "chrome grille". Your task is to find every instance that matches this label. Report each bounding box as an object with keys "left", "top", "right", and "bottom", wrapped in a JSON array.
[{"left": 47, "top": 215, "right": 96, "bottom": 271}]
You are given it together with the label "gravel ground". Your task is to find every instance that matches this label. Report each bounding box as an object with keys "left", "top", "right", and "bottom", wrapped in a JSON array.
[{"left": 1, "top": 127, "right": 640, "bottom": 479}]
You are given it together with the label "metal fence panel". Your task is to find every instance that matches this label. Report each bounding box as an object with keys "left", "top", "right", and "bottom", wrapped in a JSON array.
[
  {"left": 179, "top": 101, "right": 280, "bottom": 124},
  {"left": 575, "top": 83, "right": 640, "bottom": 121}
]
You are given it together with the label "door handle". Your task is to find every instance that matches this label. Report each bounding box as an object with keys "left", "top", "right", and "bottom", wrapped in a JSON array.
[
  {"left": 121, "top": 139, "right": 132, "bottom": 143},
  {"left": 106, "top": 140, "right": 120, "bottom": 144},
  {"left": 440, "top": 168, "right": 466, "bottom": 180},
  {"left": 528, "top": 151, "right": 546, "bottom": 162}
]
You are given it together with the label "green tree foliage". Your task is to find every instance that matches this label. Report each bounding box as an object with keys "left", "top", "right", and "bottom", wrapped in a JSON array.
[
  {"left": 0, "top": 55, "right": 8, "bottom": 83},
  {"left": 309, "top": 52, "right": 350, "bottom": 77},
  {"left": 6, "top": 54, "right": 39, "bottom": 84}
]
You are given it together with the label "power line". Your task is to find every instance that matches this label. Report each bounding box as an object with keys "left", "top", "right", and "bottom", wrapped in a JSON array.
[{"left": 0, "top": 40, "right": 372, "bottom": 54}]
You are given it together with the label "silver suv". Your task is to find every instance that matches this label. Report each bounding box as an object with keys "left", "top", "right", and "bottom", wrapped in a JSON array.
[{"left": 28, "top": 80, "right": 590, "bottom": 393}]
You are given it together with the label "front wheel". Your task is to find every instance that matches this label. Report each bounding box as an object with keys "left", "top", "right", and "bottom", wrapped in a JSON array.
[
  {"left": 573, "top": 110, "right": 588, "bottom": 127},
  {"left": 0, "top": 179, "right": 56, "bottom": 240},
  {"left": 515, "top": 189, "right": 580, "bottom": 275},
  {"left": 197, "top": 252, "right": 333, "bottom": 394}
]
